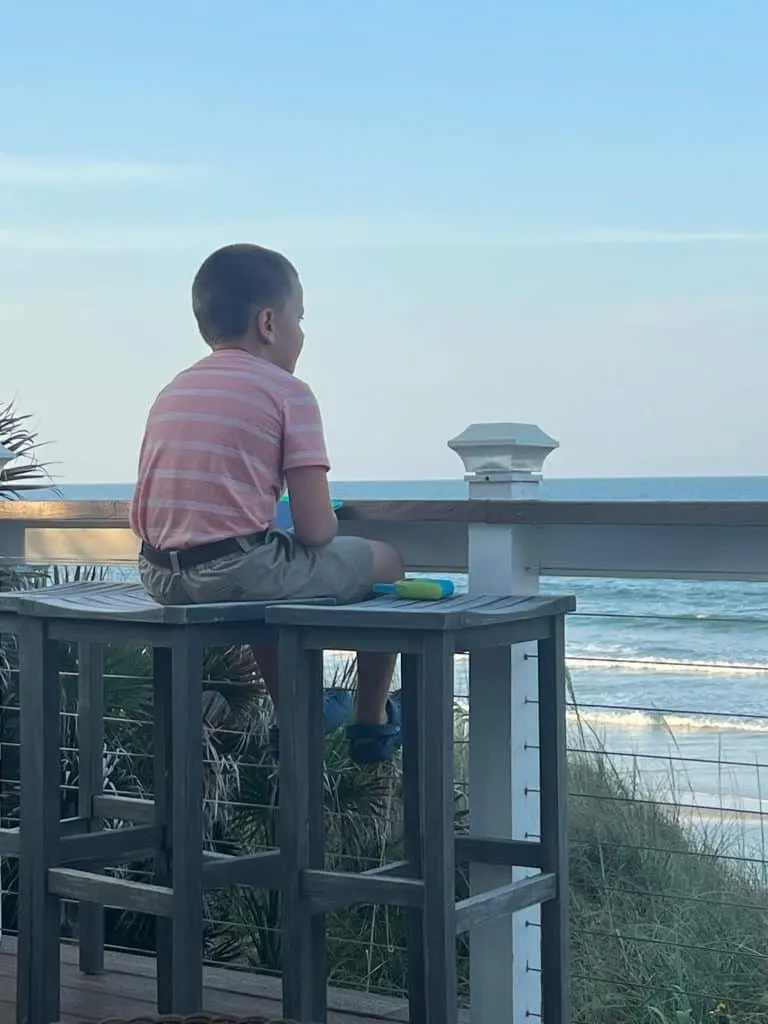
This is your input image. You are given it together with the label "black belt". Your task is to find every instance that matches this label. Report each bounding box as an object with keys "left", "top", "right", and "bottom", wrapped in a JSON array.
[{"left": 140, "top": 532, "right": 267, "bottom": 572}]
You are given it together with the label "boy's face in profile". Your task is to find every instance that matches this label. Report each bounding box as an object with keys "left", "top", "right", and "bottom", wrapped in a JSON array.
[{"left": 268, "top": 273, "right": 305, "bottom": 374}]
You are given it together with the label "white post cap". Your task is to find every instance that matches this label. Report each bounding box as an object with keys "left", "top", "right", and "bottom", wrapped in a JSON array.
[
  {"left": 448, "top": 422, "right": 559, "bottom": 479},
  {"left": 0, "top": 443, "right": 14, "bottom": 475}
]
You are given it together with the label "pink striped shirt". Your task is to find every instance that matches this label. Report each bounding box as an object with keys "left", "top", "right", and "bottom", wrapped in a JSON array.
[{"left": 130, "top": 349, "right": 330, "bottom": 550}]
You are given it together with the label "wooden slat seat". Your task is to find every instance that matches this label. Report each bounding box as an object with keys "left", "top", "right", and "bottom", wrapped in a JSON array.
[{"left": 1, "top": 580, "right": 332, "bottom": 624}]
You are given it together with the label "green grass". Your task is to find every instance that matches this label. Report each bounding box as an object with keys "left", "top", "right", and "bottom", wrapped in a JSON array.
[{"left": 568, "top": 750, "right": 768, "bottom": 1024}]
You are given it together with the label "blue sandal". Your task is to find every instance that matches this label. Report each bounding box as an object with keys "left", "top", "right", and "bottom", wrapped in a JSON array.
[
  {"left": 268, "top": 688, "right": 353, "bottom": 760},
  {"left": 347, "top": 693, "right": 403, "bottom": 765}
]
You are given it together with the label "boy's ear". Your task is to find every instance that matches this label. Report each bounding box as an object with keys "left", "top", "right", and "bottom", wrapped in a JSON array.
[{"left": 254, "top": 307, "right": 275, "bottom": 345}]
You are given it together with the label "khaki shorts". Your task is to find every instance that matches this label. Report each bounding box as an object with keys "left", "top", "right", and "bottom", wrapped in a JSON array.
[{"left": 139, "top": 528, "right": 375, "bottom": 606}]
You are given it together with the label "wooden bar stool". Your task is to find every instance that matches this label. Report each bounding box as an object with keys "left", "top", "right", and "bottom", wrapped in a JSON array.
[
  {"left": 267, "top": 591, "right": 575, "bottom": 1024},
  {"left": 4, "top": 582, "right": 305, "bottom": 1024}
]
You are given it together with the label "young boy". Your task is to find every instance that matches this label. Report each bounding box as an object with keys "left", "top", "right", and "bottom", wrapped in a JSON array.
[{"left": 130, "top": 243, "right": 404, "bottom": 763}]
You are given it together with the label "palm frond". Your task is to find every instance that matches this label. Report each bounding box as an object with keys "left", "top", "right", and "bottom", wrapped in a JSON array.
[{"left": 0, "top": 400, "right": 58, "bottom": 498}]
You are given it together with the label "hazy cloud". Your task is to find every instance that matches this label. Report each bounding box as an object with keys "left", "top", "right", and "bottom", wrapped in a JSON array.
[
  {"left": 0, "top": 153, "right": 205, "bottom": 186},
  {"left": 1, "top": 222, "right": 768, "bottom": 253}
]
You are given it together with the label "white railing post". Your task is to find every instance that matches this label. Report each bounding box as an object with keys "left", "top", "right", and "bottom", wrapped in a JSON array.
[{"left": 449, "top": 422, "right": 559, "bottom": 1024}]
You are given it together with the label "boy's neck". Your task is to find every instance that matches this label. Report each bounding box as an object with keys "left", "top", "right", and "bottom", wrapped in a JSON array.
[{"left": 212, "top": 338, "right": 279, "bottom": 368}]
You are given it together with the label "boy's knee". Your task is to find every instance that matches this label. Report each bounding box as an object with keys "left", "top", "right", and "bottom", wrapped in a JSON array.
[{"left": 370, "top": 541, "right": 405, "bottom": 583}]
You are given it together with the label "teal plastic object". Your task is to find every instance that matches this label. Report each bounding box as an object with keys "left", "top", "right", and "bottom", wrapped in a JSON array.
[
  {"left": 373, "top": 578, "right": 455, "bottom": 601},
  {"left": 275, "top": 497, "right": 343, "bottom": 531}
]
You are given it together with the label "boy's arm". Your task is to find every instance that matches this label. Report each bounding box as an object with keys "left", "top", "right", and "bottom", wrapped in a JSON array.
[
  {"left": 282, "top": 382, "right": 338, "bottom": 547},
  {"left": 285, "top": 465, "right": 338, "bottom": 546}
]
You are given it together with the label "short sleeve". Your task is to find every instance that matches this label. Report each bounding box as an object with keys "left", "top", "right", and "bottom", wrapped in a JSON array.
[{"left": 282, "top": 379, "right": 331, "bottom": 472}]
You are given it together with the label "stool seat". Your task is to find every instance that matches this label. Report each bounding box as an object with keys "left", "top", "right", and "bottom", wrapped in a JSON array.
[
  {"left": 3, "top": 580, "right": 330, "bottom": 624},
  {"left": 267, "top": 591, "right": 575, "bottom": 630}
]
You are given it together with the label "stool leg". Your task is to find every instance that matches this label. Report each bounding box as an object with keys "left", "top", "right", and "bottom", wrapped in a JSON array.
[
  {"left": 420, "top": 633, "right": 457, "bottom": 1024},
  {"left": 152, "top": 647, "right": 173, "bottom": 1012},
  {"left": 538, "top": 617, "right": 570, "bottom": 1024},
  {"left": 17, "top": 619, "right": 62, "bottom": 1024},
  {"left": 279, "top": 631, "right": 327, "bottom": 1022},
  {"left": 169, "top": 636, "right": 204, "bottom": 1012},
  {"left": 400, "top": 653, "right": 426, "bottom": 1021},
  {"left": 77, "top": 642, "right": 105, "bottom": 974}
]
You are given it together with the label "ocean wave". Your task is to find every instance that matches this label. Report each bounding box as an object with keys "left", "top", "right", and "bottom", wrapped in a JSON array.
[
  {"left": 569, "top": 708, "right": 768, "bottom": 734},
  {"left": 567, "top": 654, "right": 768, "bottom": 676},
  {"left": 326, "top": 647, "right": 768, "bottom": 679}
]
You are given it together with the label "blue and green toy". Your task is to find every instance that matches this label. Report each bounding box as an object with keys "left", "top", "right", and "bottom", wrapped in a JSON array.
[
  {"left": 373, "top": 578, "right": 455, "bottom": 601},
  {"left": 275, "top": 495, "right": 343, "bottom": 532}
]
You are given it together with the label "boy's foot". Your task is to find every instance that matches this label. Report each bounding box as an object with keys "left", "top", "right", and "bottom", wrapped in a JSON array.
[
  {"left": 347, "top": 693, "right": 403, "bottom": 765},
  {"left": 267, "top": 688, "right": 353, "bottom": 760}
]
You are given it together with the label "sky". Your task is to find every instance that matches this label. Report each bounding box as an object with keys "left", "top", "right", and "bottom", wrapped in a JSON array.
[{"left": 1, "top": 0, "right": 767, "bottom": 482}]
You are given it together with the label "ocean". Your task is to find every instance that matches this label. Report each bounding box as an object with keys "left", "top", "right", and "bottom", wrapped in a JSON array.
[{"left": 40, "top": 476, "right": 768, "bottom": 858}]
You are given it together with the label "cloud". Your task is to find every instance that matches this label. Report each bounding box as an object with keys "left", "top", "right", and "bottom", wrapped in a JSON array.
[
  {"left": 534, "top": 228, "right": 768, "bottom": 246},
  {"left": 0, "top": 226, "right": 212, "bottom": 252},
  {"left": 1, "top": 220, "right": 768, "bottom": 253},
  {"left": 0, "top": 153, "right": 204, "bottom": 186}
]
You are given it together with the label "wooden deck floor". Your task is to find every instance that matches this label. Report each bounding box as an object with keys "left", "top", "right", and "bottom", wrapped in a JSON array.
[{"left": 0, "top": 936, "right": 412, "bottom": 1023}]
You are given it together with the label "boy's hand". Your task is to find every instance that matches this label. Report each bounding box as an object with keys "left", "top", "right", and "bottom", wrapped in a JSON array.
[{"left": 285, "top": 466, "right": 339, "bottom": 547}]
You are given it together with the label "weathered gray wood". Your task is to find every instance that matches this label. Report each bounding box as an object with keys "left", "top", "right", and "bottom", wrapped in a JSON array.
[
  {"left": 362, "top": 859, "right": 413, "bottom": 879},
  {"left": 12, "top": 495, "right": 768, "bottom": 528},
  {"left": 306, "top": 646, "right": 328, "bottom": 1022},
  {"left": 400, "top": 652, "right": 426, "bottom": 1023},
  {"left": 17, "top": 617, "right": 62, "bottom": 1024},
  {"left": 454, "top": 873, "right": 556, "bottom": 935},
  {"left": 201, "top": 850, "right": 282, "bottom": 890},
  {"left": 93, "top": 794, "right": 155, "bottom": 823},
  {"left": 77, "top": 643, "right": 105, "bottom": 974},
  {"left": 301, "top": 869, "right": 425, "bottom": 913},
  {"left": 455, "top": 835, "right": 544, "bottom": 869},
  {"left": 420, "top": 632, "right": 457, "bottom": 1024},
  {"left": 169, "top": 636, "right": 204, "bottom": 1012},
  {"left": 0, "top": 827, "right": 19, "bottom": 856},
  {"left": 267, "top": 593, "right": 575, "bottom": 632},
  {"left": 58, "top": 825, "right": 161, "bottom": 867},
  {"left": 47, "top": 869, "right": 174, "bottom": 916},
  {"left": 450, "top": 616, "right": 552, "bottom": 653},
  {"left": 44, "top": 619, "right": 278, "bottom": 652},
  {"left": 8, "top": 581, "right": 278, "bottom": 625},
  {"left": 152, "top": 646, "right": 173, "bottom": 1013},
  {"left": 538, "top": 616, "right": 571, "bottom": 1024},
  {"left": 278, "top": 633, "right": 327, "bottom": 1022},
  {"left": 0, "top": 933, "right": 438, "bottom": 1024},
  {"left": 58, "top": 816, "right": 91, "bottom": 837}
]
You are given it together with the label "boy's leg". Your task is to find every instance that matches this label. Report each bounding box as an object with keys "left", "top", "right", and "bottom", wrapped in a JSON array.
[
  {"left": 255, "top": 642, "right": 352, "bottom": 755},
  {"left": 258, "top": 538, "right": 403, "bottom": 725},
  {"left": 354, "top": 540, "right": 403, "bottom": 725}
]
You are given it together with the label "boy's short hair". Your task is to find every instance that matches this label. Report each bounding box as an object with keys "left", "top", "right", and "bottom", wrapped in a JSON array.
[{"left": 191, "top": 243, "right": 297, "bottom": 345}]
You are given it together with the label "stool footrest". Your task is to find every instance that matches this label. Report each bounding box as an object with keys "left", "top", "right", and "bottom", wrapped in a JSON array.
[
  {"left": 455, "top": 834, "right": 544, "bottom": 869},
  {"left": 0, "top": 826, "right": 19, "bottom": 856},
  {"left": 362, "top": 859, "right": 413, "bottom": 879},
  {"left": 58, "top": 824, "right": 161, "bottom": 867},
  {"left": 302, "top": 867, "right": 425, "bottom": 914},
  {"left": 455, "top": 871, "right": 556, "bottom": 935},
  {"left": 93, "top": 794, "right": 156, "bottom": 823},
  {"left": 47, "top": 868, "right": 174, "bottom": 916},
  {"left": 202, "top": 850, "right": 281, "bottom": 889}
]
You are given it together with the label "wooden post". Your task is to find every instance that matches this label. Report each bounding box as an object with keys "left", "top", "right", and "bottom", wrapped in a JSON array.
[{"left": 449, "top": 423, "right": 558, "bottom": 1024}]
